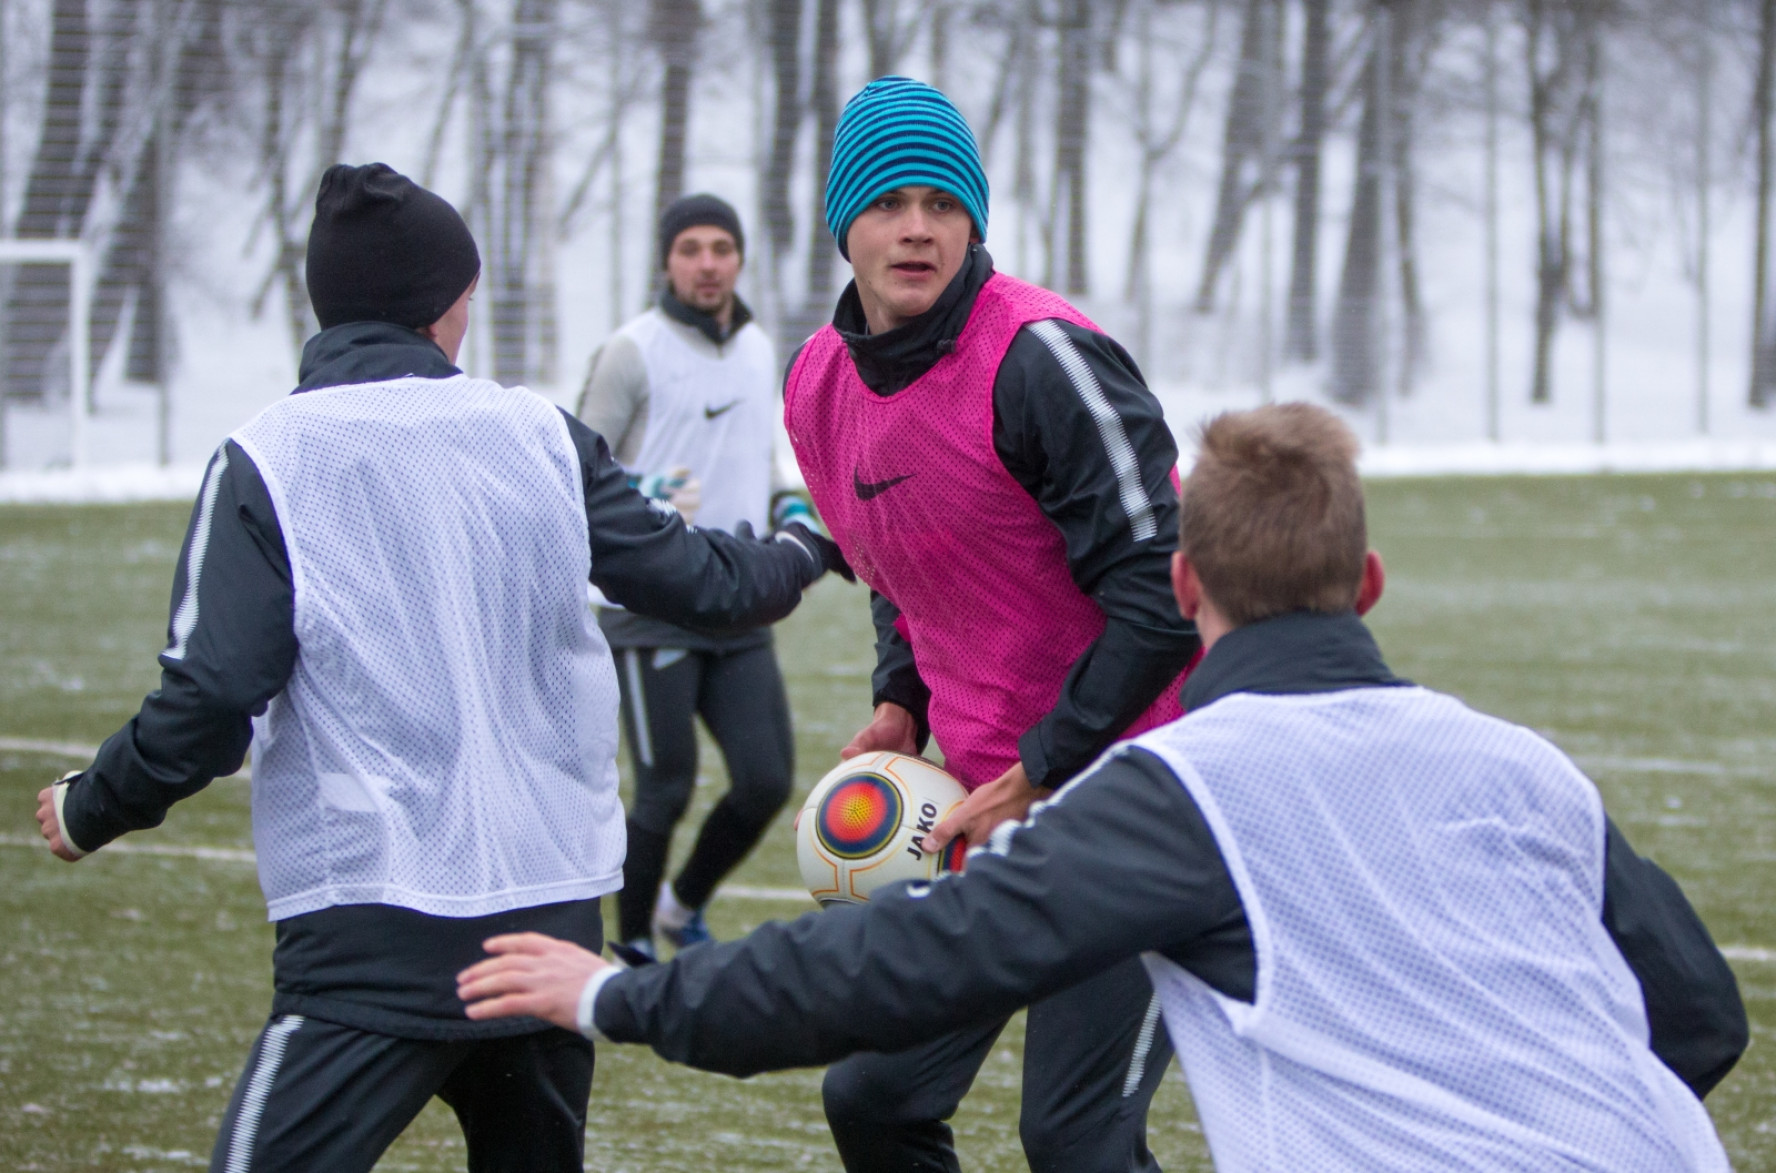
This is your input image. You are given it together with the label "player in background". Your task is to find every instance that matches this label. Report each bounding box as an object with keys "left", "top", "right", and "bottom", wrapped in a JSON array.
[
  {"left": 780, "top": 76, "right": 1199, "bottom": 1172},
  {"left": 463, "top": 403, "right": 1748, "bottom": 1173},
  {"left": 576, "top": 193, "right": 811, "bottom": 957},
  {"left": 33, "top": 163, "right": 843, "bottom": 1173}
]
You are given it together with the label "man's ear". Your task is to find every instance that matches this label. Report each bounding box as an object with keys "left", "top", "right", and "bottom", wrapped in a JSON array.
[
  {"left": 1172, "top": 551, "right": 1203, "bottom": 620},
  {"left": 1354, "top": 550, "right": 1386, "bottom": 616}
]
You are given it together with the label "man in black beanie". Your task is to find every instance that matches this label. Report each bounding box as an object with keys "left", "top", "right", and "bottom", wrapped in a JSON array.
[
  {"left": 35, "top": 162, "right": 847, "bottom": 1173},
  {"left": 576, "top": 191, "right": 819, "bottom": 962}
]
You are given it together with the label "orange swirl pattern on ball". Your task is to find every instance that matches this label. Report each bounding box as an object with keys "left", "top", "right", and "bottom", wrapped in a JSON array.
[{"left": 816, "top": 776, "right": 901, "bottom": 858}]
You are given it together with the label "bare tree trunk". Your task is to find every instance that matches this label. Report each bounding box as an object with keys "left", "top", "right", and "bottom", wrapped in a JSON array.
[
  {"left": 317, "top": 0, "right": 385, "bottom": 170},
  {"left": 1373, "top": 0, "right": 1395, "bottom": 441},
  {"left": 1193, "top": 0, "right": 1269, "bottom": 313},
  {"left": 862, "top": 0, "right": 914, "bottom": 79},
  {"left": 1695, "top": 2, "right": 1712, "bottom": 432},
  {"left": 6, "top": 0, "right": 96, "bottom": 400},
  {"left": 1013, "top": 14, "right": 1039, "bottom": 275},
  {"left": 1586, "top": 23, "right": 1604, "bottom": 442},
  {"left": 1054, "top": 0, "right": 1092, "bottom": 296},
  {"left": 763, "top": 0, "right": 801, "bottom": 265},
  {"left": 1126, "top": 3, "right": 1156, "bottom": 361},
  {"left": 1752, "top": 0, "right": 1776, "bottom": 407},
  {"left": 1484, "top": 2, "right": 1501, "bottom": 439},
  {"left": 1123, "top": 0, "right": 1219, "bottom": 367},
  {"left": 1284, "top": 0, "right": 1329, "bottom": 363},
  {"left": 978, "top": 9, "right": 1028, "bottom": 165},
  {"left": 929, "top": 1, "right": 949, "bottom": 93},
  {"left": 606, "top": 0, "right": 627, "bottom": 333},
  {"left": 0, "top": 0, "right": 9, "bottom": 231},
  {"left": 490, "top": 0, "right": 559, "bottom": 385},
  {"left": 762, "top": 0, "right": 800, "bottom": 352},
  {"left": 1525, "top": 0, "right": 1574, "bottom": 406},
  {"left": 259, "top": 19, "right": 313, "bottom": 357},
  {"left": 87, "top": 0, "right": 151, "bottom": 384},
  {"left": 803, "top": 0, "right": 840, "bottom": 309},
  {"left": 465, "top": 0, "right": 494, "bottom": 357},
  {"left": 1387, "top": 0, "right": 1428, "bottom": 390},
  {"left": 1330, "top": 45, "right": 1381, "bottom": 406},
  {"left": 651, "top": 0, "right": 700, "bottom": 230},
  {"left": 422, "top": 0, "right": 480, "bottom": 187},
  {"left": 89, "top": 0, "right": 223, "bottom": 390}
]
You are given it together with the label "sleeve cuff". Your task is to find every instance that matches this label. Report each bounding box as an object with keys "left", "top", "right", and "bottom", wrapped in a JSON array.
[
  {"left": 1017, "top": 726, "right": 1057, "bottom": 789},
  {"left": 576, "top": 964, "right": 626, "bottom": 1041},
  {"left": 52, "top": 773, "right": 90, "bottom": 859}
]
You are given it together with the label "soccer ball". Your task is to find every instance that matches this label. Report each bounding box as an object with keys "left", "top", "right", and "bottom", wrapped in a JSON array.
[{"left": 796, "top": 751, "right": 969, "bottom": 906}]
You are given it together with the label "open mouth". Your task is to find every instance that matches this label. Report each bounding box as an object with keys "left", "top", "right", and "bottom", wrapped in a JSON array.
[{"left": 890, "top": 261, "right": 936, "bottom": 277}]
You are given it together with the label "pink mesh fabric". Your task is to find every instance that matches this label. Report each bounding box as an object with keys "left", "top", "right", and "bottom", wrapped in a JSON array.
[{"left": 787, "top": 274, "right": 1185, "bottom": 788}]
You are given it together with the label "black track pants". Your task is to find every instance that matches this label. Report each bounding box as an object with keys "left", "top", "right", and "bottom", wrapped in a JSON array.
[
  {"left": 614, "top": 643, "right": 794, "bottom": 941},
  {"left": 821, "top": 955, "right": 1172, "bottom": 1173},
  {"left": 208, "top": 1016, "right": 593, "bottom": 1173}
]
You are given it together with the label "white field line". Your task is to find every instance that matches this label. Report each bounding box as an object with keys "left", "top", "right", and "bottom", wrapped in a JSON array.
[
  {"left": 0, "top": 833, "right": 811, "bottom": 902},
  {"left": 0, "top": 736, "right": 254, "bottom": 777},
  {"left": 12, "top": 739, "right": 1759, "bottom": 781},
  {"left": 0, "top": 736, "right": 103, "bottom": 759},
  {"left": 1, "top": 837, "right": 1771, "bottom": 944},
  {"left": 5, "top": 831, "right": 1772, "bottom": 954},
  {"left": 10, "top": 743, "right": 1762, "bottom": 920},
  {"left": 0, "top": 833, "right": 256, "bottom": 863}
]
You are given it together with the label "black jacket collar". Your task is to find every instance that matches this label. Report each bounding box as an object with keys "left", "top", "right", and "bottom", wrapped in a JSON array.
[
  {"left": 833, "top": 243, "right": 994, "bottom": 396},
  {"left": 660, "top": 287, "right": 754, "bottom": 347},
  {"left": 1182, "top": 610, "right": 1410, "bottom": 712},
  {"left": 295, "top": 322, "right": 461, "bottom": 392}
]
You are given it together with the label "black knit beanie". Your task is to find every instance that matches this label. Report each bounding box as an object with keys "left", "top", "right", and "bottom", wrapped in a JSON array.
[
  {"left": 305, "top": 163, "right": 481, "bottom": 331},
  {"left": 658, "top": 193, "right": 744, "bottom": 267}
]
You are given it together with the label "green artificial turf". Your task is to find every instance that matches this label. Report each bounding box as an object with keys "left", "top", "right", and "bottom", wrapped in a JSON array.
[{"left": 0, "top": 474, "right": 1771, "bottom": 1170}]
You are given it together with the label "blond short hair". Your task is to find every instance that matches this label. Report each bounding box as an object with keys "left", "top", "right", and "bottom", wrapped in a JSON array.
[{"left": 1180, "top": 404, "right": 1366, "bottom": 627}]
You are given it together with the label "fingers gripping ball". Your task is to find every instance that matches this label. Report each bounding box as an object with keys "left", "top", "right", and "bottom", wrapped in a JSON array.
[{"left": 795, "top": 752, "right": 968, "bottom": 906}]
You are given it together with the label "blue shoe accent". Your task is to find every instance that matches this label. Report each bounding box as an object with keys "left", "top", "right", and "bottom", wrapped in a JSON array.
[{"left": 660, "top": 909, "right": 714, "bottom": 950}]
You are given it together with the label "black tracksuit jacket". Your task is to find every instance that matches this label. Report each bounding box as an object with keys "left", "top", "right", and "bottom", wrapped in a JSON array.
[
  {"left": 593, "top": 611, "right": 1747, "bottom": 1101},
  {"left": 56, "top": 322, "right": 825, "bottom": 1039}
]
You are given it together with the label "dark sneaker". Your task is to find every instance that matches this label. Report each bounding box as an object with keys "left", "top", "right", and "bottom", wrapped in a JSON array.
[{"left": 659, "top": 909, "right": 713, "bottom": 950}]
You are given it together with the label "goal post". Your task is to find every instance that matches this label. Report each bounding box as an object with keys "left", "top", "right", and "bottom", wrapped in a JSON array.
[{"left": 0, "top": 238, "right": 95, "bottom": 469}]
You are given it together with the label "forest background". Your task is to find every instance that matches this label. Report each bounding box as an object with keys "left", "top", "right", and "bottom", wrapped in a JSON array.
[{"left": 1, "top": 0, "right": 1775, "bottom": 469}]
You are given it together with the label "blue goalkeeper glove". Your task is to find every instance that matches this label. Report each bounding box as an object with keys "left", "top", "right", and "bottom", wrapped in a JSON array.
[
  {"left": 770, "top": 493, "right": 827, "bottom": 538},
  {"left": 630, "top": 466, "right": 700, "bottom": 522}
]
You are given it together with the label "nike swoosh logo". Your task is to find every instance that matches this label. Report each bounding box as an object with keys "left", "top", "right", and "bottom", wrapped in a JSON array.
[
  {"left": 854, "top": 468, "right": 916, "bottom": 501},
  {"left": 704, "top": 400, "right": 741, "bottom": 419}
]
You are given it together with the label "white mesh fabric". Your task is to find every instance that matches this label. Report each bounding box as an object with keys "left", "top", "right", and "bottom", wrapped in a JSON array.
[
  {"left": 625, "top": 311, "right": 776, "bottom": 536},
  {"left": 1136, "top": 687, "right": 1728, "bottom": 1172},
  {"left": 233, "top": 376, "right": 624, "bottom": 920}
]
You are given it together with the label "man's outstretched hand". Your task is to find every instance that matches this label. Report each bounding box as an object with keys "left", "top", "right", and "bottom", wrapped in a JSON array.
[
  {"left": 919, "top": 762, "right": 1050, "bottom": 856},
  {"left": 458, "top": 933, "right": 610, "bottom": 1032},
  {"left": 841, "top": 702, "right": 920, "bottom": 760},
  {"left": 36, "top": 779, "right": 82, "bottom": 862}
]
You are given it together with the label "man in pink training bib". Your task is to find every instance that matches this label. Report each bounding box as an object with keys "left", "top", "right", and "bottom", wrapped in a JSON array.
[{"left": 780, "top": 76, "right": 1200, "bottom": 1172}]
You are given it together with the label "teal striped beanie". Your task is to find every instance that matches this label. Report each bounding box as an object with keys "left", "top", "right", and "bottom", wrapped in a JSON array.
[{"left": 825, "top": 77, "right": 988, "bottom": 260}]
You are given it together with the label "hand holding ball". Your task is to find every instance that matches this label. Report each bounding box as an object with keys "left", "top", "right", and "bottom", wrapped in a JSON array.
[{"left": 796, "top": 752, "right": 968, "bottom": 905}]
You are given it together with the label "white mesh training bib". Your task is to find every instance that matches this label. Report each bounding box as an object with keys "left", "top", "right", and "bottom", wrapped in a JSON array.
[
  {"left": 233, "top": 376, "right": 624, "bottom": 921},
  {"left": 1135, "top": 687, "right": 1728, "bottom": 1172},
  {"left": 623, "top": 310, "right": 777, "bottom": 536}
]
